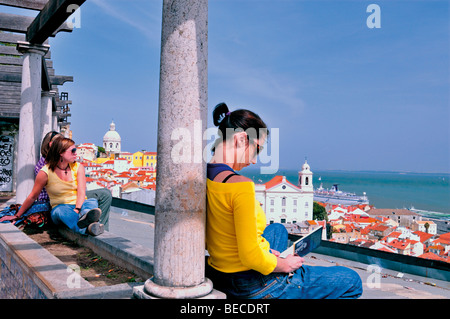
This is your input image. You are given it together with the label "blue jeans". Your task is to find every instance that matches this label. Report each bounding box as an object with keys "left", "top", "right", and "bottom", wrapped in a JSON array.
[
  {"left": 50, "top": 198, "right": 98, "bottom": 235},
  {"left": 206, "top": 223, "right": 363, "bottom": 299}
]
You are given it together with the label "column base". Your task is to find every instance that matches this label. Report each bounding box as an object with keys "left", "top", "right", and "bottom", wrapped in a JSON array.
[{"left": 133, "top": 277, "right": 226, "bottom": 299}]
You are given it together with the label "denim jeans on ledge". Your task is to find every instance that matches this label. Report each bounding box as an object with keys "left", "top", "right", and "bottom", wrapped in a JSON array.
[
  {"left": 50, "top": 198, "right": 99, "bottom": 235},
  {"left": 206, "top": 223, "right": 363, "bottom": 299}
]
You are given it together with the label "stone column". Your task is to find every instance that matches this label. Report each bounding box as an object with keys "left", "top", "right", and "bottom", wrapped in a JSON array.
[
  {"left": 134, "top": 0, "right": 223, "bottom": 299},
  {"left": 15, "top": 42, "right": 50, "bottom": 204},
  {"left": 52, "top": 111, "right": 59, "bottom": 132},
  {"left": 41, "top": 90, "right": 55, "bottom": 142}
]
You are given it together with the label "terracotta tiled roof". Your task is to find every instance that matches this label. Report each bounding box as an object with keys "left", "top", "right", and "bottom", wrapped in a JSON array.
[
  {"left": 371, "top": 224, "right": 390, "bottom": 232},
  {"left": 418, "top": 252, "right": 448, "bottom": 262},
  {"left": 438, "top": 232, "right": 450, "bottom": 241},
  {"left": 264, "top": 175, "right": 299, "bottom": 190},
  {"left": 412, "top": 231, "right": 434, "bottom": 243},
  {"left": 367, "top": 208, "right": 419, "bottom": 216}
]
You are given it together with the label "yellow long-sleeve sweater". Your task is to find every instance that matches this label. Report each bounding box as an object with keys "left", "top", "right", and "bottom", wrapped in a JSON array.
[{"left": 206, "top": 179, "right": 277, "bottom": 275}]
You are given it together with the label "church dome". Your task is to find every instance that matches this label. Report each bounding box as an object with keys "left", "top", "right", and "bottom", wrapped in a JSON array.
[
  {"left": 103, "top": 121, "right": 121, "bottom": 142},
  {"left": 103, "top": 121, "right": 121, "bottom": 154}
]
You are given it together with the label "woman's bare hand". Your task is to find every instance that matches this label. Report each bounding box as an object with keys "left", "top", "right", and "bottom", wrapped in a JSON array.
[{"left": 273, "top": 254, "right": 304, "bottom": 273}]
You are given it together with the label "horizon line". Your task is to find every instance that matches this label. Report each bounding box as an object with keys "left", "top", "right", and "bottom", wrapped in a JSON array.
[{"left": 243, "top": 167, "right": 450, "bottom": 176}]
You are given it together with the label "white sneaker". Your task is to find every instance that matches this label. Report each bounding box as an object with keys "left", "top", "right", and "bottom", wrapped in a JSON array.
[
  {"left": 77, "top": 208, "right": 101, "bottom": 228},
  {"left": 87, "top": 222, "right": 104, "bottom": 236}
]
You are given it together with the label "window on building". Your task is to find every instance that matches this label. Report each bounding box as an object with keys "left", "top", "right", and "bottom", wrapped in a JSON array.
[
  {"left": 281, "top": 218, "right": 286, "bottom": 223},
  {"left": 305, "top": 202, "right": 309, "bottom": 207},
  {"left": 282, "top": 197, "right": 286, "bottom": 206},
  {"left": 270, "top": 199, "right": 274, "bottom": 206},
  {"left": 306, "top": 177, "right": 309, "bottom": 185},
  {"left": 293, "top": 199, "right": 297, "bottom": 206}
]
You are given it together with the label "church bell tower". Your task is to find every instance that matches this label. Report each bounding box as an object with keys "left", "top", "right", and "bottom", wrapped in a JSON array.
[{"left": 298, "top": 159, "right": 313, "bottom": 192}]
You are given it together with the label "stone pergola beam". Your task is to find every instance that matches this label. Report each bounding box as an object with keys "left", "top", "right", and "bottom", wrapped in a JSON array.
[
  {"left": 0, "top": 56, "right": 53, "bottom": 68},
  {"left": 26, "top": 0, "right": 85, "bottom": 44},
  {"left": 0, "top": 0, "right": 49, "bottom": 11},
  {"left": 0, "top": 73, "right": 72, "bottom": 85},
  {"left": 0, "top": 12, "right": 71, "bottom": 37}
]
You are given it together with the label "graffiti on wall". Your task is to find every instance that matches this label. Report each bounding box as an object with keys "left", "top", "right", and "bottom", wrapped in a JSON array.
[{"left": 0, "top": 136, "right": 14, "bottom": 191}]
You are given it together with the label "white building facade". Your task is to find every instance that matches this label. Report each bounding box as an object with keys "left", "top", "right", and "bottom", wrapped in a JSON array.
[
  {"left": 255, "top": 161, "right": 314, "bottom": 224},
  {"left": 76, "top": 143, "right": 98, "bottom": 161},
  {"left": 114, "top": 158, "right": 133, "bottom": 173},
  {"left": 412, "top": 220, "right": 437, "bottom": 235}
]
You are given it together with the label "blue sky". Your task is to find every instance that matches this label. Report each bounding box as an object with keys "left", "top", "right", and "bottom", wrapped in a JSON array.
[{"left": 3, "top": 0, "right": 449, "bottom": 173}]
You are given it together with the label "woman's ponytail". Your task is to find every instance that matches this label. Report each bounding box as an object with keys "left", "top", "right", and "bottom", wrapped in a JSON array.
[{"left": 212, "top": 102, "right": 231, "bottom": 126}]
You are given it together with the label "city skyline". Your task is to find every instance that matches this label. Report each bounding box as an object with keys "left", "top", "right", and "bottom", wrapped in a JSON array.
[{"left": 3, "top": 0, "right": 449, "bottom": 174}]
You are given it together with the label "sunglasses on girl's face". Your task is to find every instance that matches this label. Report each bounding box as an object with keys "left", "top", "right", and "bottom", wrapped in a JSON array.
[
  {"left": 71, "top": 147, "right": 77, "bottom": 154},
  {"left": 254, "top": 142, "right": 264, "bottom": 155}
]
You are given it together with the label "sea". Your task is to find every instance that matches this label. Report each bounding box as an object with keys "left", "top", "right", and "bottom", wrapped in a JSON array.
[{"left": 240, "top": 168, "right": 450, "bottom": 220}]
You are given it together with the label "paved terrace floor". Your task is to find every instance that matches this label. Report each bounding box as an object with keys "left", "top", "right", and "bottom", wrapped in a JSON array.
[{"left": 109, "top": 206, "right": 450, "bottom": 299}]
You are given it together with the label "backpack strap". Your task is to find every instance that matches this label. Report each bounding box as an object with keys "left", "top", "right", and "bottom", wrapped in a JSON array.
[{"left": 222, "top": 173, "right": 239, "bottom": 183}]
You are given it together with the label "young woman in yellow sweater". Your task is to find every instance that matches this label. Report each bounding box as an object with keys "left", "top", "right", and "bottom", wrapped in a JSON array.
[{"left": 205, "top": 103, "right": 362, "bottom": 299}]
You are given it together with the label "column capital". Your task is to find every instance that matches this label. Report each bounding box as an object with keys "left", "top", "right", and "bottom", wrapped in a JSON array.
[
  {"left": 16, "top": 41, "right": 50, "bottom": 56},
  {"left": 41, "top": 90, "right": 57, "bottom": 98}
]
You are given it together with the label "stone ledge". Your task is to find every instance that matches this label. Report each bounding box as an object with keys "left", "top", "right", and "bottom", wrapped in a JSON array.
[{"left": 0, "top": 223, "right": 93, "bottom": 298}]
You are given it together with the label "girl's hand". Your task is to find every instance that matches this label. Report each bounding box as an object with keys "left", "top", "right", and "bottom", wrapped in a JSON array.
[
  {"left": 0, "top": 215, "right": 17, "bottom": 223},
  {"left": 274, "top": 255, "right": 304, "bottom": 273},
  {"left": 270, "top": 249, "right": 281, "bottom": 257}
]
